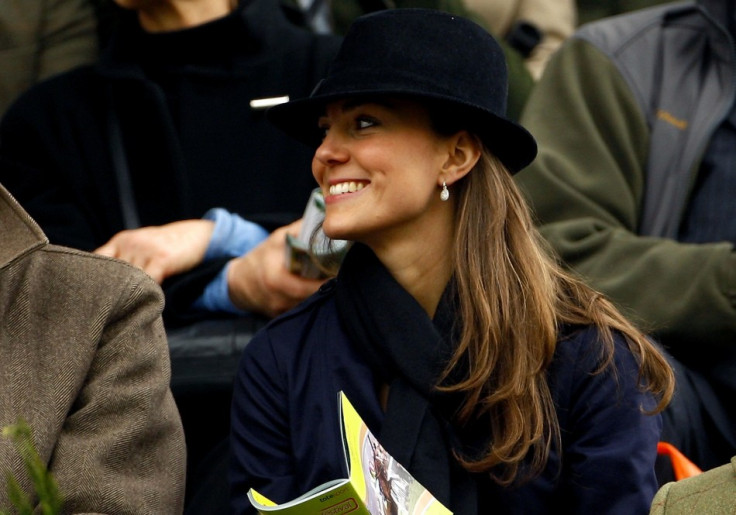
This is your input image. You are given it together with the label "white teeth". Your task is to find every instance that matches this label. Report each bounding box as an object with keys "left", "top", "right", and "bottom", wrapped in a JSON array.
[{"left": 329, "top": 182, "right": 365, "bottom": 195}]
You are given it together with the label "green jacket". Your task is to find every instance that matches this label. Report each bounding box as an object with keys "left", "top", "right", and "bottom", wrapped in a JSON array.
[
  {"left": 515, "top": 0, "right": 736, "bottom": 355},
  {"left": 649, "top": 456, "right": 736, "bottom": 514}
]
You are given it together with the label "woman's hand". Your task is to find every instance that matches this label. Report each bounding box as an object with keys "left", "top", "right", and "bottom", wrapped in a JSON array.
[
  {"left": 227, "top": 220, "right": 326, "bottom": 317},
  {"left": 95, "top": 220, "right": 215, "bottom": 283}
]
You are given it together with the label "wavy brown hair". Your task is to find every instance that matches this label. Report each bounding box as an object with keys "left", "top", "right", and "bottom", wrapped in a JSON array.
[{"left": 438, "top": 146, "right": 674, "bottom": 485}]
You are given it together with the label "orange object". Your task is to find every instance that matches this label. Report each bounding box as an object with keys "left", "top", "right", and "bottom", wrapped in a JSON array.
[{"left": 657, "top": 441, "right": 703, "bottom": 480}]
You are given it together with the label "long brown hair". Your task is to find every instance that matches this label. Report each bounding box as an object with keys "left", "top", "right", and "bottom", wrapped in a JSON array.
[{"left": 439, "top": 146, "right": 674, "bottom": 485}]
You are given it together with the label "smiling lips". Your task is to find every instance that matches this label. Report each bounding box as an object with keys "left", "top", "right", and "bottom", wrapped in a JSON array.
[{"left": 328, "top": 181, "right": 366, "bottom": 196}]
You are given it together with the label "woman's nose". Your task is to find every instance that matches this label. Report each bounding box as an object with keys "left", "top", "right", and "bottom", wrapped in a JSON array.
[{"left": 314, "top": 130, "right": 349, "bottom": 166}]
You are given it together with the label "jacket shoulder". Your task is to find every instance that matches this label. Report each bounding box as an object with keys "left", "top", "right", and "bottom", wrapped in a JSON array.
[
  {"left": 260, "top": 279, "right": 339, "bottom": 335},
  {"left": 7, "top": 64, "right": 99, "bottom": 103},
  {"left": 240, "top": 279, "right": 346, "bottom": 378},
  {"left": 650, "top": 458, "right": 736, "bottom": 513},
  {"left": 24, "top": 245, "right": 163, "bottom": 308},
  {"left": 1, "top": 64, "right": 103, "bottom": 125},
  {"left": 575, "top": 2, "right": 695, "bottom": 55}
]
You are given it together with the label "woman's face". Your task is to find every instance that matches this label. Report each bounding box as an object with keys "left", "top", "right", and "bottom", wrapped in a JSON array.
[{"left": 312, "top": 98, "right": 453, "bottom": 248}]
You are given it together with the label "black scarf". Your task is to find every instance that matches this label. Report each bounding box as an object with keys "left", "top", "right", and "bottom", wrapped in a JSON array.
[{"left": 335, "top": 243, "right": 481, "bottom": 514}]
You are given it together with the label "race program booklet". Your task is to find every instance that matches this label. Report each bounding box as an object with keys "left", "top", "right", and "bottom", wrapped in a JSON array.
[{"left": 247, "top": 392, "right": 452, "bottom": 515}]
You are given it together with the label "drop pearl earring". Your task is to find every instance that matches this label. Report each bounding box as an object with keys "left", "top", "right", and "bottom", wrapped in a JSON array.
[{"left": 440, "top": 181, "right": 449, "bottom": 201}]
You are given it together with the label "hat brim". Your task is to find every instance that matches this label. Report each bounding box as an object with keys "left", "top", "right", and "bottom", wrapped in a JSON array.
[{"left": 267, "top": 89, "right": 537, "bottom": 173}]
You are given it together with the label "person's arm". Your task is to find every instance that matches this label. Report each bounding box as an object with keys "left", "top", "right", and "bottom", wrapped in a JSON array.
[
  {"left": 225, "top": 221, "right": 325, "bottom": 318},
  {"left": 648, "top": 482, "right": 673, "bottom": 514},
  {"left": 201, "top": 207, "right": 269, "bottom": 259},
  {"left": 95, "top": 208, "right": 269, "bottom": 283},
  {"left": 97, "top": 211, "right": 324, "bottom": 317},
  {"left": 95, "top": 218, "right": 217, "bottom": 283},
  {"left": 161, "top": 209, "right": 325, "bottom": 317},
  {"left": 515, "top": 38, "right": 736, "bottom": 348},
  {"left": 50, "top": 265, "right": 186, "bottom": 513},
  {"left": 230, "top": 329, "right": 298, "bottom": 514},
  {"left": 553, "top": 329, "right": 662, "bottom": 513},
  {"left": 190, "top": 207, "right": 271, "bottom": 314}
]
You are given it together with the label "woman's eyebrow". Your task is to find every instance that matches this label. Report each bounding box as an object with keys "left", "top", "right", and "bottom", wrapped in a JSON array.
[
  {"left": 317, "top": 98, "right": 396, "bottom": 122},
  {"left": 341, "top": 98, "right": 395, "bottom": 112}
]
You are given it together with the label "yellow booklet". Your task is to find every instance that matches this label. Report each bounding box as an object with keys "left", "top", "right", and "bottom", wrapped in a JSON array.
[{"left": 247, "top": 392, "right": 453, "bottom": 515}]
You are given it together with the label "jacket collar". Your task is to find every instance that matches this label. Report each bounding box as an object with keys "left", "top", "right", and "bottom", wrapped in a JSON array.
[{"left": 0, "top": 184, "right": 47, "bottom": 269}]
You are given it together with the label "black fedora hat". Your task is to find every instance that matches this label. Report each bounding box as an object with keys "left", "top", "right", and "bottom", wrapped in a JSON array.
[{"left": 267, "top": 8, "right": 537, "bottom": 173}]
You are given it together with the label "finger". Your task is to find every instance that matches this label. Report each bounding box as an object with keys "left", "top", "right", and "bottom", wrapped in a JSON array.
[
  {"left": 126, "top": 252, "right": 152, "bottom": 271},
  {"left": 143, "top": 260, "right": 167, "bottom": 284},
  {"left": 285, "top": 218, "right": 303, "bottom": 236},
  {"left": 94, "top": 242, "right": 118, "bottom": 257}
]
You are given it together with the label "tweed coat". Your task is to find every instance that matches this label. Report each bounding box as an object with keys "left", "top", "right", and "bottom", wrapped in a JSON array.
[
  {"left": 649, "top": 456, "right": 736, "bottom": 514},
  {"left": 0, "top": 183, "right": 186, "bottom": 513}
]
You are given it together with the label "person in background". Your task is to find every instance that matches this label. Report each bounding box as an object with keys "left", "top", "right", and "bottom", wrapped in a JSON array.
[
  {"left": 0, "top": 1, "right": 340, "bottom": 509},
  {"left": 0, "top": 0, "right": 340, "bottom": 326},
  {"left": 514, "top": 0, "right": 736, "bottom": 473},
  {"left": 89, "top": 0, "right": 578, "bottom": 301},
  {"left": 0, "top": 181, "right": 185, "bottom": 513},
  {"left": 229, "top": 9, "right": 674, "bottom": 514}
]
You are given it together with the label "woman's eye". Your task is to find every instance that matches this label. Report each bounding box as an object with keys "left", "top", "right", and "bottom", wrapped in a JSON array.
[{"left": 356, "top": 117, "right": 377, "bottom": 130}]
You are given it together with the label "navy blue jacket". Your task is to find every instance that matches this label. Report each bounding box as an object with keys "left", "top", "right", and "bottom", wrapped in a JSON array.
[{"left": 230, "top": 280, "right": 663, "bottom": 514}]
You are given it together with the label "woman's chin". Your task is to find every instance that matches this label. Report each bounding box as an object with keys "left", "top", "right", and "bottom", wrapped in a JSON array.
[
  {"left": 322, "top": 221, "right": 358, "bottom": 243},
  {"left": 323, "top": 228, "right": 350, "bottom": 242}
]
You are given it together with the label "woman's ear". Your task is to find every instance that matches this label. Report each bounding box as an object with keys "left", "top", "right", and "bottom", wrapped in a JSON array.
[{"left": 441, "top": 131, "right": 481, "bottom": 186}]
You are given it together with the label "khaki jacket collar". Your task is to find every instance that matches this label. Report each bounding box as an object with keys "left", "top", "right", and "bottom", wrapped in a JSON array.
[{"left": 0, "top": 184, "right": 47, "bottom": 268}]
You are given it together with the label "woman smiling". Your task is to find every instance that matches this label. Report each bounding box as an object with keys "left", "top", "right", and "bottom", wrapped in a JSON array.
[{"left": 230, "top": 8, "right": 674, "bottom": 514}]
